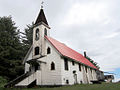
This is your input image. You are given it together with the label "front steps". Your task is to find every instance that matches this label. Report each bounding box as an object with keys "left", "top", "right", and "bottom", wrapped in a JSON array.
[{"left": 5, "top": 72, "right": 37, "bottom": 88}]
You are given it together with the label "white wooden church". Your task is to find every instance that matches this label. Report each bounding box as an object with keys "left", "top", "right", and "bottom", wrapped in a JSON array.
[{"left": 5, "top": 7, "right": 104, "bottom": 88}]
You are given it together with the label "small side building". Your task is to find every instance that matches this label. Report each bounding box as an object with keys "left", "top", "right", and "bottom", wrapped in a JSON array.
[{"left": 104, "top": 75, "right": 114, "bottom": 83}]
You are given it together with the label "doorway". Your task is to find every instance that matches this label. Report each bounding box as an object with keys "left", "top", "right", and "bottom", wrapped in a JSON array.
[{"left": 73, "top": 70, "right": 78, "bottom": 84}]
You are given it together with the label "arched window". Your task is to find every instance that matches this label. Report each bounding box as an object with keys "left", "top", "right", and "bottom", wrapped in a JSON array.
[
  {"left": 47, "top": 47, "right": 51, "bottom": 54},
  {"left": 35, "top": 47, "right": 39, "bottom": 55},
  {"left": 51, "top": 62, "right": 55, "bottom": 70},
  {"left": 44, "top": 28, "right": 47, "bottom": 36},
  {"left": 35, "top": 28, "right": 39, "bottom": 40}
]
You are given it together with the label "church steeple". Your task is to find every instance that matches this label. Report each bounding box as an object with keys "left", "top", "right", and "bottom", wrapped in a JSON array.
[
  {"left": 35, "top": 8, "right": 49, "bottom": 26},
  {"left": 32, "top": 6, "right": 50, "bottom": 58}
]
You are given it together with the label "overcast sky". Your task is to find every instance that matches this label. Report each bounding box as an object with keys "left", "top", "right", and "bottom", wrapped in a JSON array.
[{"left": 0, "top": 0, "right": 120, "bottom": 81}]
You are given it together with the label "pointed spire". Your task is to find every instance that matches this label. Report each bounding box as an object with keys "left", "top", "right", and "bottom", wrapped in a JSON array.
[{"left": 35, "top": 8, "right": 49, "bottom": 26}]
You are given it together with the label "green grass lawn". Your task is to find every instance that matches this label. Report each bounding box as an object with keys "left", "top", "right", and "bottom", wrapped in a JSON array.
[{"left": 0, "top": 83, "right": 120, "bottom": 90}]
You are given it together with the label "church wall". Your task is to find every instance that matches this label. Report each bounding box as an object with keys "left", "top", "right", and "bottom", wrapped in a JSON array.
[
  {"left": 83, "top": 66, "right": 98, "bottom": 84},
  {"left": 86, "top": 68, "right": 93, "bottom": 84},
  {"left": 61, "top": 59, "right": 98, "bottom": 85},
  {"left": 92, "top": 69, "right": 97, "bottom": 80},
  {"left": 36, "top": 40, "right": 62, "bottom": 85},
  {"left": 82, "top": 65, "right": 89, "bottom": 84},
  {"left": 61, "top": 59, "right": 84, "bottom": 85}
]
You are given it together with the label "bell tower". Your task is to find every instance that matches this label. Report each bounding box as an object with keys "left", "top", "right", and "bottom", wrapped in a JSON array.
[{"left": 32, "top": 7, "right": 50, "bottom": 59}]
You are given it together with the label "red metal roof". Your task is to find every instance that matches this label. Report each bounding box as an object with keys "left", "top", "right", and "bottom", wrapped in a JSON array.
[{"left": 45, "top": 36, "right": 97, "bottom": 69}]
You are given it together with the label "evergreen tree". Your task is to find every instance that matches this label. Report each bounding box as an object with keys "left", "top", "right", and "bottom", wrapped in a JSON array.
[
  {"left": 22, "top": 23, "right": 34, "bottom": 52},
  {"left": 0, "top": 16, "right": 24, "bottom": 81}
]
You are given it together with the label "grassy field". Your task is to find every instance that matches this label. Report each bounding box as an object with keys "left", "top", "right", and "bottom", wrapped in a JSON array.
[{"left": 0, "top": 83, "right": 120, "bottom": 90}]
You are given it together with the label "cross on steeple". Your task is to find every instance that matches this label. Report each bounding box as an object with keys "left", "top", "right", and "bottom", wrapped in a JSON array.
[{"left": 41, "top": 1, "right": 44, "bottom": 9}]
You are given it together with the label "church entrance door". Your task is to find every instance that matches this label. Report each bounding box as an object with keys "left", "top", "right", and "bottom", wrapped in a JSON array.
[{"left": 73, "top": 70, "right": 77, "bottom": 84}]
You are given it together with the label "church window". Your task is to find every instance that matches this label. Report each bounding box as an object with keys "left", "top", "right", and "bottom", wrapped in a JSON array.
[
  {"left": 35, "top": 28, "right": 39, "bottom": 40},
  {"left": 51, "top": 62, "right": 55, "bottom": 70},
  {"left": 72, "top": 61, "right": 75, "bottom": 65},
  {"left": 85, "top": 66, "right": 87, "bottom": 73},
  {"left": 44, "top": 28, "right": 47, "bottom": 36},
  {"left": 79, "top": 63, "right": 81, "bottom": 71},
  {"left": 64, "top": 58, "right": 69, "bottom": 70},
  {"left": 47, "top": 47, "right": 51, "bottom": 54},
  {"left": 35, "top": 47, "right": 39, "bottom": 55}
]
